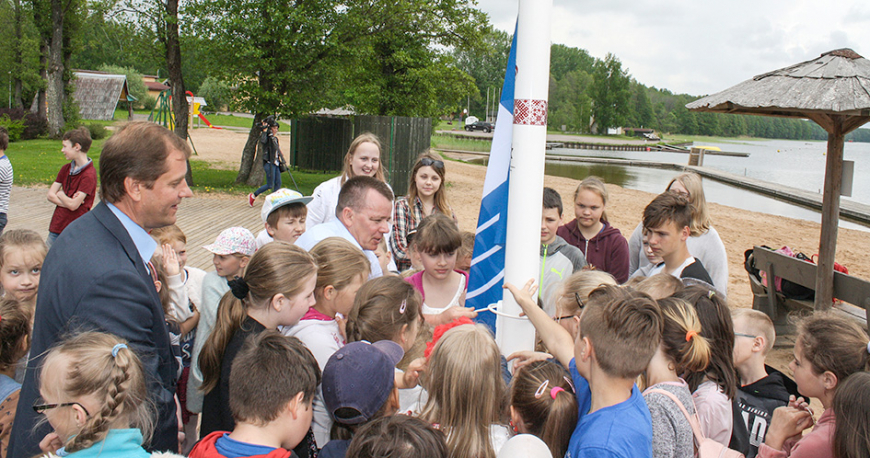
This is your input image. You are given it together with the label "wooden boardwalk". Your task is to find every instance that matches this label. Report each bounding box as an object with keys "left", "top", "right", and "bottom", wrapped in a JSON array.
[
  {"left": 4, "top": 187, "right": 264, "bottom": 271},
  {"left": 540, "top": 154, "right": 870, "bottom": 226}
]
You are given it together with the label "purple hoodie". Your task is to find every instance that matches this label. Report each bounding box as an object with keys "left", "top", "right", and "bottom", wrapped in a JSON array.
[{"left": 557, "top": 219, "right": 630, "bottom": 283}]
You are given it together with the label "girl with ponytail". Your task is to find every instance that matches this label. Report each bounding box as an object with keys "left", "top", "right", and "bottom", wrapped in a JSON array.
[
  {"left": 35, "top": 331, "right": 159, "bottom": 458},
  {"left": 198, "top": 242, "right": 317, "bottom": 438},
  {"left": 642, "top": 296, "right": 712, "bottom": 458},
  {"left": 508, "top": 359, "right": 578, "bottom": 458}
]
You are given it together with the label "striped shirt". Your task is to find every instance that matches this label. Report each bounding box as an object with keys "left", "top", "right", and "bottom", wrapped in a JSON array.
[{"left": 0, "top": 156, "right": 12, "bottom": 214}]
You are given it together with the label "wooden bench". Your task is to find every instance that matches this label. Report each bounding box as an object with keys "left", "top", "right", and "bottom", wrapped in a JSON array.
[{"left": 748, "top": 246, "right": 870, "bottom": 335}]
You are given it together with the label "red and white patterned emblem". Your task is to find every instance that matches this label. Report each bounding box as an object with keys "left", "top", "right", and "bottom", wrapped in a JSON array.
[{"left": 514, "top": 99, "right": 548, "bottom": 126}]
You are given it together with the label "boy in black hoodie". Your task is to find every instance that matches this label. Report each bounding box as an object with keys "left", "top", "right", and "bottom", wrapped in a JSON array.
[{"left": 731, "top": 308, "right": 800, "bottom": 458}]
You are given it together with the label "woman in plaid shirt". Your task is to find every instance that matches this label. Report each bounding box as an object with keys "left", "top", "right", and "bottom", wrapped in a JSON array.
[{"left": 391, "top": 151, "right": 457, "bottom": 271}]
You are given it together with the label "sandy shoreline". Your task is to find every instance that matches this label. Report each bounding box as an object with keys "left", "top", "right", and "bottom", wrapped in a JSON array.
[{"left": 189, "top": 128, "right": 870, "bottom": 312}]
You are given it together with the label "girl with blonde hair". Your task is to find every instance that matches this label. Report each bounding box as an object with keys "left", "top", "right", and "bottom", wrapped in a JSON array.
[
  {"left": 35, "top": 332, "right": 165, "bottom": 458},
  {"left": 307, "top": 132, "right": 389, "bottom": 229},
  {"left": 556, "top": 176, "right": 630, "bottom": 283},
  {"left": 198, "top": 242, "right": 317, "bottom": 438},
  {"left": 628, "top": 172, "right": 728, "bottom": 294},
  {"left": 283, "top": 237, "right": 370, "bottom": 446},
  {"left": 550, "top": 270, "right": 616, "bottom": 338},
  {"left": 391, "top": 151, "right": 456, "bottom": 271},
  {"left": 642, "top": 297, "right": 712, "bottom": 458},
  {"left": 418, "top": 324, "right": 509, "bottom": 458}
]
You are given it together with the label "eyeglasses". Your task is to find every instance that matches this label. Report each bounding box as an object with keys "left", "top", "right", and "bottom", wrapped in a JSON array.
[
  {"left": 554, "top": 293, "right": 585, "bottom": 323},
  {"left": 420, "top": 158, "right": 444, "bottom": 169},
  {"left": 33, "top": 402, "right": 90, "bottom": 416},
  {"left": 734, "top": 332, "right": 757, "bottom": 339}
]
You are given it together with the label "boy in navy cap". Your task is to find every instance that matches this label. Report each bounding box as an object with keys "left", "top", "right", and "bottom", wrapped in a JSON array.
[{"left": 319, "top": 340, "right": 404, "bottom": 458}]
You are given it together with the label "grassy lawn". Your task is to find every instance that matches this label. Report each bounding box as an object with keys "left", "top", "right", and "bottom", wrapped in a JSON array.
[
  {"left": 5, "top": 137, "right": 333, "bottom": 196},
  {"left": 431, "top": 134, "right": 491, "bottom": 152},
  {"left": 434, "top": 119, "right": 466, "bottom": 131},
  {"left": 193, "top": 113, "right": 293, "bottom": 130}
]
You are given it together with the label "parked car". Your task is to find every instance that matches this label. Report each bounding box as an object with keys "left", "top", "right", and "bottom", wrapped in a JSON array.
[{"left": 465, "top": 121, "right": 495, "bottom": 133}]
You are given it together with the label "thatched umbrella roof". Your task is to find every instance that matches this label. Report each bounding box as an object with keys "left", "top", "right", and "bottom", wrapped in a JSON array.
[{"left": 687, "top": 48, "right": 870, "bottom": 310}]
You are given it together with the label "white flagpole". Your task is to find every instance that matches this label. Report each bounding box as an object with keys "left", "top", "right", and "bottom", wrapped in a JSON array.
[{"left": 497, "top": 0, "right": 553, "bottom": 356}]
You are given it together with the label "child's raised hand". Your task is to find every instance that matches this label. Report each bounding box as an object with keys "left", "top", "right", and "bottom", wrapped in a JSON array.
[
  {"left": 39, "top": 432, "right": 63, "bottom": 454},
  {"left": 399, "top": 357, "right": 427, "bottom": 389},
  {"left": 162, "top": 244, "right": 181, "bottom": 277},
  {"left": 507, "top": 350, "right": 554, "bottom": 371},
  {"left": 503, "top": 279, "right": 538, "bottom": 314}
]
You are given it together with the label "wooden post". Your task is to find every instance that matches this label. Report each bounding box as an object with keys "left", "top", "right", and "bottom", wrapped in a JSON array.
[{"left": 814, "top": 122, "right": 844, "bottom": 311}]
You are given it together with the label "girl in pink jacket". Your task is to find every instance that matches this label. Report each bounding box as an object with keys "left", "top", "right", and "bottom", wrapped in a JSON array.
[{"left": 758, "top": 313, "right": 870, "bottom": 458}]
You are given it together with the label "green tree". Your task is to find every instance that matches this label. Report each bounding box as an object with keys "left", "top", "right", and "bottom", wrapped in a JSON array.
[
  {"left": 550, "top": 44, "right": 595, "bottom": 81},
  {"left": 548, "top": 70, "right": 592, "bottom": 132},
  {"left": 71, "top": 2, "right": 163, "bottom": 74},
  {"left": 197, "top": 76, "right": 233, "bottom": 111},
  {"left": 0, "top": 0, "right": 43, "bottom": 108},
  {"left": 343, "top": 28, "right": 478, "bottom": 118},
  {"left": 451, "top": 27, "right": 511, "bottom": 119},
  {"left": 630, "top": 83, "right": 654, "bottom": 128},
  {"left": 589, "top": 53, "right": 630, "bottom": 133},
  {"left": 98, "top": 64, "right": 148, "bottom": 103},
  {"left": 191, "top": 0, "right": 488, "bottom": 185}
]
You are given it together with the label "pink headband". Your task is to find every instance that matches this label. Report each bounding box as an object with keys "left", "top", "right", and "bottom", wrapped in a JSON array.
[{"left": 550, "top": 387, "right": 565, "bottom": 399}]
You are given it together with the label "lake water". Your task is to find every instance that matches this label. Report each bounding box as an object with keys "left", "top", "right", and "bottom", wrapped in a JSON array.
[{"left": 473, "top": 138, "right": 870, "bottom": 231}]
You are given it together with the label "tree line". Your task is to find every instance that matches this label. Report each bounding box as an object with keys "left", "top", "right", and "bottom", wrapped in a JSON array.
[{"left": 0, "top": 1, "right": 866, "bottom": 167}]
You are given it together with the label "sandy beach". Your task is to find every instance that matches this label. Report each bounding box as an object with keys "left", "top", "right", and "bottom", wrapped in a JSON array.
[{"left": 190, "top": 128, "right": 870, "bottom": 312}]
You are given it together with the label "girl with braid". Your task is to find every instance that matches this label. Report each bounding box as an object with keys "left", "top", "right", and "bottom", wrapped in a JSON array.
[{"left": 35, "top": 331, "right": 166, "bottom": 458}]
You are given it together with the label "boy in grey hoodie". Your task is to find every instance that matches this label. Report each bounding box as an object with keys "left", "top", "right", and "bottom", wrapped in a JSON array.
[{"left": 540, "top": 187, "right": 586, "bottom": 316}]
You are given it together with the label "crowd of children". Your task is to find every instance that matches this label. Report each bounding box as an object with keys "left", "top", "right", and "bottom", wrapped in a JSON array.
[{"left": 0, "top": 128, "right": 869, "bottom": 458}]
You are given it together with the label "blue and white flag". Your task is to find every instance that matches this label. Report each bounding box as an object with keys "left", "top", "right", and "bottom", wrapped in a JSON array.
[{"left": 467, "top": 29, "right": 518, "bottom": 331}]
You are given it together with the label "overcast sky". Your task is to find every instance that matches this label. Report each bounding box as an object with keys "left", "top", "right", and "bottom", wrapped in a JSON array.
[{"left": 476, "top": 0, "right": 870, "bottom": 97}]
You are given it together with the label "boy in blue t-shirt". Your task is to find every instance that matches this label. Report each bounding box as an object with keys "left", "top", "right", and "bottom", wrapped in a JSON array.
[{"left": 505, "top": 280, "right": 663, "bottom": 458}]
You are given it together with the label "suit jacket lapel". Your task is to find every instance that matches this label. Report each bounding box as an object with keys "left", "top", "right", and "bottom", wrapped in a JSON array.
[{"left": 91, "top": 202, "right": 160, "bottom": 303}]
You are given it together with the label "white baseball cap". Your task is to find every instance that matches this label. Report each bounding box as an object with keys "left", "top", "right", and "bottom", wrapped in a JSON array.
[{"left": 261, "top": 188, "right": 313, "bottom": 223}]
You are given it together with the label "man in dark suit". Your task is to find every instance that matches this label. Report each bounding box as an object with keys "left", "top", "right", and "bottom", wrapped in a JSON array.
[{"left": 9, "top": 122, "right": 193, "bottom": 457}]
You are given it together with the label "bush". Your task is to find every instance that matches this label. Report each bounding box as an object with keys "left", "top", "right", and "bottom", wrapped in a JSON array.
[
  {"left": 0, "top": 115, "right": 25, "bottom": 142},
  {"left": 197, "top": 77, "right": 232, "bottom": 111},
  {"left": 0, "top": 108, "right": 47, "bottom": 140},
  {"left": 142, "top": 95, "right": 157, "bottom": 111},
  {"left": 85, "top": 123, "right": 110, "bottom": 140}
]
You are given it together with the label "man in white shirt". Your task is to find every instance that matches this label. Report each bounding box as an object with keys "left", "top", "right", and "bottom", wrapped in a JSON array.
[
  {"left": 296, "top": 176, "right": 393, "bottom": 278},
  {"left": 643, "top": 192, "right": 714, "bottom": 286}
]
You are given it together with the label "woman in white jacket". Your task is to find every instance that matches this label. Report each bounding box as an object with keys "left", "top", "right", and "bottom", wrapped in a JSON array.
[
  {"left": 306, "top": 132, "right": 389, "bottom": 229},
  {"left": 628, "top": 172, "right": 728, "bottom": 295}
]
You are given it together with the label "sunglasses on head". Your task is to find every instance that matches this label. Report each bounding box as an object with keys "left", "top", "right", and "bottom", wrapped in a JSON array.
[{"left": 420, "top": 157, "right": 444, "bottom": 169}]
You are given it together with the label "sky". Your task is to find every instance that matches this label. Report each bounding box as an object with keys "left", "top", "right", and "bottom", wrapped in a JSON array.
[{"left": 476, "top": 0, "right": 870, "bottom": 97}]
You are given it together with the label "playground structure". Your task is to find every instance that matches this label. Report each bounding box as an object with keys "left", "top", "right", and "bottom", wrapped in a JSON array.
[{"left": 149, "top": 89, "right": 222, "bottom": 154}]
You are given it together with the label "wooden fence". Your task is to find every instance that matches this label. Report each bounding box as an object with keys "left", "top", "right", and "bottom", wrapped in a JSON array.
[{"left": 289, "top": 115, "right": 431, "bottom": 196}]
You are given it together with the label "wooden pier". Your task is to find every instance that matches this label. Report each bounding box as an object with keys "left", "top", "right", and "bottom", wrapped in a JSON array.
[
  {"left": 440, "top": 149, "right": 870, "bottom": 227},
  {"left": 541, "top": 154, "right": 870, "bottom": 226},
  {"left": 437, "top": 132, "right": 747, "bottom": 156}
]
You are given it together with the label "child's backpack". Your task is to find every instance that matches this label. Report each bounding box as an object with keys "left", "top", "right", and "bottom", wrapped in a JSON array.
[{"left": 646, "top": 388, "right": 745, "bottom": 458}]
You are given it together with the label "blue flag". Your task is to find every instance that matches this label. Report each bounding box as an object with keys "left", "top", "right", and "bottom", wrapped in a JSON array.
[{"left": 467, "top": 29, "right": 518, "bottom": 331}]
